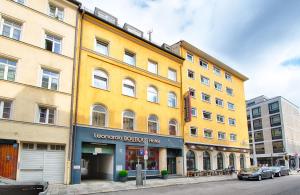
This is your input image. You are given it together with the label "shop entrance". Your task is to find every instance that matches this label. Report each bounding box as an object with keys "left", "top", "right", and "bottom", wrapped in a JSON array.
[
  {"left": 167, "top": 149, "right": 181, "bottom": 175},
  {"left": 81, "top": 143, "right": 114, "bottom": 181}
]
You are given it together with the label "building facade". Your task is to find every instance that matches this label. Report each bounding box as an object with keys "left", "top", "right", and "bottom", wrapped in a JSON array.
[
  {"left": 171, "top": 41, "right": 250, "bottom": 174},
  {"left": 0, "top": 0, "right": 79, "bottom": 184},
  {"left": 71, "top": 8, "right": 184, "bottom": 184},
  {"left": 247, "top": 96, "right": 300, "bottom": 169}
]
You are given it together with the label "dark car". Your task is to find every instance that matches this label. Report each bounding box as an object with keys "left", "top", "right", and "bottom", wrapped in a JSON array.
[
  {"left": 0, "top": 177, "right": 48, "bottom": 195},
  {"left": 269, "top": 166, "right": 290, "bottom": 177},
  {"left": 238, "top": 167, "right": 274, "bottom": 181}
]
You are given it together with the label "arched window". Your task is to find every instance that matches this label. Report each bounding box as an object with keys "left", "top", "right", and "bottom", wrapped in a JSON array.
[
  {"left": 240, "top": 154, "right": 245, "bottom": 169},
  {"left": 93, "top": 69, "right": 108, "bottom": 90},
  {"left": 92, "top": 104, "right": 107, "bottom": 127},
  {"left": 122, "top": 79, "right": 135, "bottom": 97},
  {"left": 217, "top": 152, "right": 224, "bottom": 170},
  {"left": 169, "top": 119, "right": 177, "bottom": 136},
  {"left": 148, "top": 114, "right": 159, "bottom": 134},
  {"left": 186, "top": 150, "right": 195, "bottom": 171},
  {"left": 147, "top": 86, "right": 158, "bottom": 103},
  {"left": 123, "top": 110, "right": 135, "bottom": 130},
  {"left": 168, "top": 92, "right": 177, "bottom": 108},
  {"left": 203, "top": 151, "right": 211, "bottom": 170},
  {"left": 229, "top": 153, "right": 235, "bottom": 169}
]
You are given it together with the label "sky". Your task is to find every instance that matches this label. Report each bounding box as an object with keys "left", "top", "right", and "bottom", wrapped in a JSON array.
[{"left": 79, "top": 0, "right": 300, "bottom": 106}]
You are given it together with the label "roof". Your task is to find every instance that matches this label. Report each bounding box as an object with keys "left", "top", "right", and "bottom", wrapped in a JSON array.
[
  {"left": 66, "top": 0, "right": 81, "bottom": 6},
  {"left": 177, "top": 40, "right": 249, "bottom": 81}
]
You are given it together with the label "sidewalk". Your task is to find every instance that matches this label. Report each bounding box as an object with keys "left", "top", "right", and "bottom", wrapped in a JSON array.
[{"left": 48, "top": 174, "right": 237, "bottom": 195}]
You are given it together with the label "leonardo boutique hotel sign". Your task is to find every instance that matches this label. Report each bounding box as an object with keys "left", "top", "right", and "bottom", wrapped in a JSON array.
[{"left": 93, "top": 133, "right": 161, "bottom": 144}]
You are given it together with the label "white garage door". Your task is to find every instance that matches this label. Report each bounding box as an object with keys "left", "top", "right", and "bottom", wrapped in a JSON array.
[{"left": 19, "top": 143, "right": 65, "bottom": 184}]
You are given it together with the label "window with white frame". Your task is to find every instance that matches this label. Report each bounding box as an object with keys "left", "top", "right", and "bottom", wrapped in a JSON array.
[
  {"left": 217, "top": 114, "right": 224, "bottom": 123},
  {"left": 49, "top": 4, "right": 64, "bottom": 21},
  {"left": 0, "top": 57, "right": 17, "bottom": 81},
  {"left": 95, "top": 39, "right": 109, "bottom": 56},
  {"left": 92, "top": 104, "right": 107, "bottom": 127},
  {"left": 201, "top": 92, "right": 210, "bottom": 102},
  {"left": 187, "top": 69, "right": 194, "bottom": 79},
  {"left": 199, "top": 60, "right": 208, "bottom": 69},
  {"left": 169, "top": 119, "right": 177, "bottom": 136},
  {"left": 122, "top": 78, "right": 135, "bottom": 97},
  {"left": 41, "top": 68, "right": 59, "bottom": 90},
  {"left": 148, "top": 60, "right": 158, "bottom": 74},
  {"left": 213, "top": 66, "right": 221, "bottom": 76},
  {"left": 191, "top": 107, "right": 197, "bottom": 117},
  {"left": 45, "top": 34, "right": 62, "bottom": 54},
  {"left": 93, "top": 69, "right": 108, "bottom": 90},
  {"left": 168, "top": 68, "right": 177, "bottom": 81},
  {"left": 1, "top": 18, "right": 22, "bottom": 40},
  {"left": 230, "top": 133, "right": 237, "bottom": 141},
  {"left": 190, "top": 126, "right": 197, "bottom": 136},
  {"left": 204, "top": 129, "right": 212, "bottom": 138},
  {"left": 214, "top": 82, "right": 222, "bottom": 91},
  {"left": 168, "top": 92, "right": 177, "bottom": 108},
  {"left": 215, "top": 98, "right": 224, "bottom": 107},
  {"left": 201, "top": 75, "right": 210, "bottom": 86},
  {"left": 203, "top": 111, "right": 212, "bottom": 120},
  {"left": 226, "top": 87, "right": 233, "bottom": 96},
  {"left": 148, "top": 114, "right": 159, "bottom": 134},
  {"left": 218, "top": 132, "right": 226, "bottom": 140},
  {"left": 225, "top": 73, "right": 232, "bottom": 81},
  {"left": 38, "top": 106, "right": 55, "bottom": 124},
  {"left": 0, "top": 99, "right": 12, "bottom": 119},
  {"left": 147, "top": 86, "right": 158, "bottom": 103},
  {"left": 123, "top": 110, "right": 135, "bottom": 130},
  {"left": 189, "top": 88, "right": 196, "bottom": 98},
  {"left": 124, "top": 50, "right": 136, "bottom": 66},
  {"left": 186, "top": 52, "right": 193, "bottom": 62},
  {"left": 228, "top": 102, "right": 235, "bottom": 110},
  {"left": 228, "top": 118, "right": 236, "bottom": 126}
]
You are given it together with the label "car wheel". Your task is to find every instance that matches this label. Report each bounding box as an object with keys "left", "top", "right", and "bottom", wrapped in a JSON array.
[
  {"left": 258, "top": 175, "right": 262, "bottom": 181},
  {"left": 238, "top": 177, "right": 243, "bottom": 180},
  {"left": 278, "top": 172, "right": 281, "bottom": 177},
  {"left": 271, "top": 174, "right": 274, "bottom": 179}
]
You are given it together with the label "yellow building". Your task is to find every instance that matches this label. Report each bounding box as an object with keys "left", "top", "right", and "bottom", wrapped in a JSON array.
[
  {"left": 0, "top": 0, "right": 79, "bottom": 184},
  {"left": 171, "top": 40, "right": 250, "bottom": 174},
  {"left": 71, "top": 8, "right": 184, "bottom": 183}
]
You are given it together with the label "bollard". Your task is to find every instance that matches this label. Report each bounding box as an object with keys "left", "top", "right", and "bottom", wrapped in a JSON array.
[{"left": 136, "top": 164, "right": 143, "bottom": 186}]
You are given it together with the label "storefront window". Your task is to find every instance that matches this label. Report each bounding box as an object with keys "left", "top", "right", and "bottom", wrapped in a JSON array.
[
  {"left": 203, "top": 151, "right": 211, "bottom": 170},
  {"left": 186, "top": 150, "right": 195, "bottom": 171},
  {"left": 217, "top": 152, "right": 223, "bottom": 170},
  {"left": 125, "top": 146, "right": 159, "bottom": 170},
  {"left": 229, "top": 153, "right": 235, "bottom": 168},
  {"left": 240, "top": 154, "right": 245, "bottom": 169}
]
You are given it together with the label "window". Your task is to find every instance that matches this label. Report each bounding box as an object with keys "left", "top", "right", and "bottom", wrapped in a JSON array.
[
  {"left": 270, "top": 114, "right": 281, "bottom": 127},
  {"left": 122, "top": 79, "right": 135, "bottom": 97},
  {"left": 123, "top": 110, "right": 135, "bottom": 130},
  {"left": 148, "top": 115, "right": 158, "bottom": 134},
  {"left": 38, "top": 106, "right": 55, "bottom": 124},
  {"left": 186, "top": 52, "right": 193, "bottom": 62},
  {"left": 189, "top": 88, "right": 196, "bottom": 98},
  {"left": 45, "top": 34, "right": 62, "bottom": 54},
  {"left": 217, "top": 114, "right": 224, "bottom": 123},
  {"left": 230, "top": 133, "right": 237, "bottom": 141},
  {"left": 15, "top": 0, "right": 25, "bottom": 4},
  {"left": 50, "top": 144, "right": 65, "bottom": 151},
  {"left": 0, "top": 57, "right": 17, "bottom": 81},
  {"left": 203, "top": 111, "right": 212, "bottom": 120},
  {"left": 199, "top": 60, "right": 208, "bottom": 69},
  {"left": 249, "top": 133, "right": 253, "bottom": 143},
  {"left": 218, "top": 132, "right": 226, "bottom": 140},
  {"left": 255, "top": 143, "right": 265, "bottom": 154},
  {"left": 187, "top": 69, "right": 194, "bottom": 79},
  {"left": 201, "top": 93, "right": 210, "bottom": 102},
  {"left": 190, "top": 126, "right": 197, "bottom": 136},
  {"left": 214, "top": 81, "right": 222, "bottom": 91},
  {"left": 23, "top": 143, "right": 34, "bottom": 149},
  {"left": 49, "top": 4, "right": 64, "bottom": 21},
  {"left": 225, "top": 73, "right": 232, "bottom": 81},
  {"left": 272, "top": 141, "right": 284, "bottom": 153},
  {"left": 126, "top": 146, "right": 159, "bottom": 170},
  {"left": 271, "top": 127, "right": 282, "bottom": 140},
  {"left": 252, "top": 107, "right": 261, "bottom": 118},
  {"left": 186, "top": 150, "right": 196, "bottom": 171},
  {"left": 204, "top": 129, "right": 212, "bottom": 138},
  {"left": 203, "top": 151, "right": 211, "bottom": 170},
  {"left": 148, "top": 60, "right": 158, "bottom": 74},
  {"left": 215, "top": 98, "right": 224, "bottom": 107},
  {"left": 95, "top": 39, "right": 109, "bottom": 55},
  {"left": 228, "top": 118, "right": 236, "bottom": 126},
  {"left": 217, "top": 152, "right": 224, "bottom": 169},
  {"left": 168, "top": 92, "right": 177, "bottom": 108},
  {"left": 229, "top": 153, "right": 235, "bottom": 168},
  {"left": 213, "top": 66, "right": 221, "bottom": 76},
  {"left": 253, "top": 119, "right": 262, "bottom": 130},
  {"left": 1, "top": 18, "right": 22, "bottom": 40},
  {"left": 191, "top": 107, "right": 197, "bottom": 117},
  {"left": 228, "top": 102, "right": 235, "bottom": 110},
  {"left": 41, "top": 69, "right": 59, "bottom": 90},
  {"left": 254, "top": 131, "right": 264, "bottom": 142},
  {"left": 92, "top": 104, "right": 107, "bottom": 127},
  {"left": 247, "top": 110, "right": 250, "bottom": 120},
  {"left": 124, "top": 51, "right": 135, "bottom": 66},
  {"left": 169, "top": 119, "right": 177, "bottom": 136},
  {"left": 248, "top": 121, "right": 252, "bottom": 131},
  {"left": 168, "top": 68, "right": 177, "bottom": 81},
  {"left": 147, "top": 86, "right": 158, "bottom": 103},
  {"left": 0, "top": 99, "right": 12, "bottom": 119},
  {"left": 269, "top": 101, "right": 279, "bottom": 114},
  {"left": 201, "top": 75, "right": 210, "bottom": 86},
  {"left": 93, "top": 69, "right": 108, "bottom": 90},
  {"left": 37, "top": 144, "right": 48, "bottom": 150},
  {"left": 226, "top": 87, "right": 233, "bottom": 96}
]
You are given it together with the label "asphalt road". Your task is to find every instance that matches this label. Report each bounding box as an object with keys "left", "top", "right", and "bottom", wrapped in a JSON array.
[{"left": 101, "top": 175, "right": 300, "bottom": 195}]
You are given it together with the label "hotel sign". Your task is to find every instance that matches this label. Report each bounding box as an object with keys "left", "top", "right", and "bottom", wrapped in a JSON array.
[
  {"left": 93, "top": 133, "right": 160, "bottom": 144},
  {"left": 184, "top": 91, "right": 191, "bottom": 122}
]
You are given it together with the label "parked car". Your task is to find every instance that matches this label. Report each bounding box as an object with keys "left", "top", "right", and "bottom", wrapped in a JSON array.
[
  {"left": 0, "top": 177, "right": 48, "bottom": 195},
  {"left": 238, "top": 167, "right": 274, "bottom": 181},
  {"left": 269, "top": 166, "right": 290, "bottom": 177}
]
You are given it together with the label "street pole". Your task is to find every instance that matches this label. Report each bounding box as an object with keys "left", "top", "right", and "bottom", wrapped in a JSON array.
[{"left": 144, "top": 139, "right": 148, "bottom": 185}]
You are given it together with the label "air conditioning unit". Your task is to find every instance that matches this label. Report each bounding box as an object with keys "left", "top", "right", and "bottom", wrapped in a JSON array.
[
  {"left": 94, "top": 7, "right": 118, "bottom": 25},
  {"left": 123, "top": 23, "right": 143, "bottom": 38}
]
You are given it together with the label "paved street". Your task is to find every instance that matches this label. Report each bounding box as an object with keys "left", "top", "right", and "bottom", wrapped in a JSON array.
[{"left": 101, "top": 175, "right": 300, "bottom": 195}]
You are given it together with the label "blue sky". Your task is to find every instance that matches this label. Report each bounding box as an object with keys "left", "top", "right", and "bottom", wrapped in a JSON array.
[{"left": 79, "top": 0, "right": 300, "bottom": 106}]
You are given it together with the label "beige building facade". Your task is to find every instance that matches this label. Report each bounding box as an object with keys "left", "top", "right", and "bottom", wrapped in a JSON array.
[{"left": 0, "top": 0, "right": 79, "bottom": 184}]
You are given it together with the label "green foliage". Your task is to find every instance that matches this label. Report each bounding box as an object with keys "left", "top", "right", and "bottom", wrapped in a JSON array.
[
  {"left": 119, "top": 170, "right": 128, "bottom": 177},
  {"left": 161, "top": 170, "right": 168, "bottom": 176}
]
